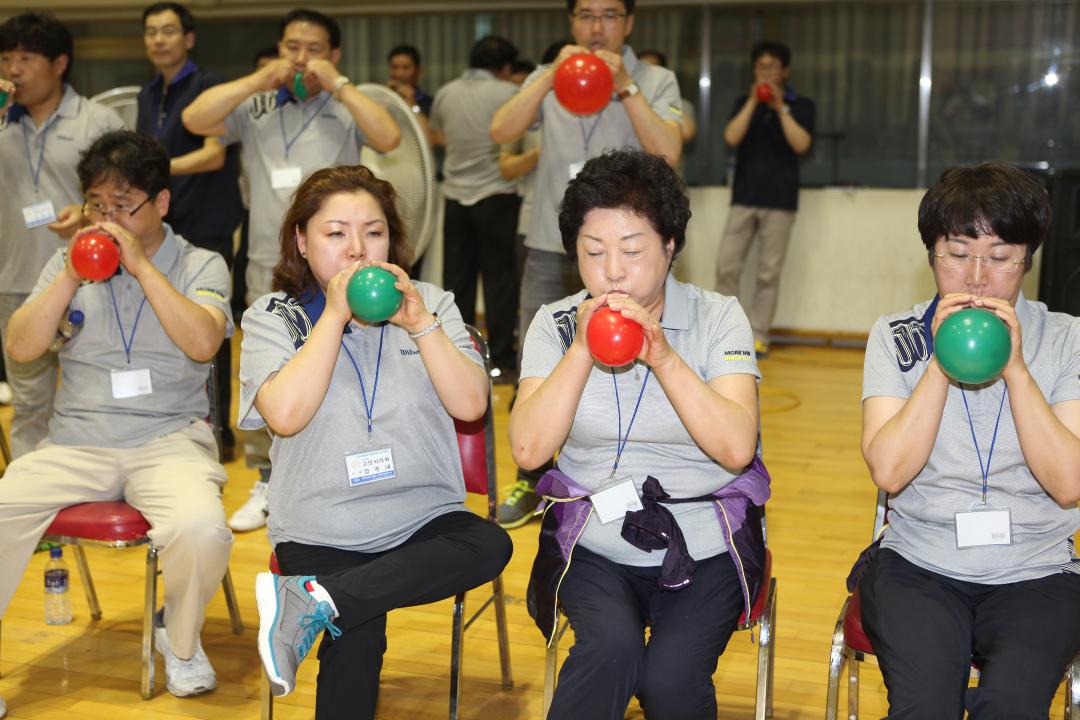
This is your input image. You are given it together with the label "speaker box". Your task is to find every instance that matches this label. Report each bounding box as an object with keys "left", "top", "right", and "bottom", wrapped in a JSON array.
[{"left": 1040, "top": 169, "right": 1080, "bottom": 316}]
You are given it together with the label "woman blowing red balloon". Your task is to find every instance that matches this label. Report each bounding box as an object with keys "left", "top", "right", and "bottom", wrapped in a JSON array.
[
  {"left": 509, "top": 149, "right": 768, "bottom": 720},
  {"left": 856, "top": 162, "right": 1080, "bottom": 717}
]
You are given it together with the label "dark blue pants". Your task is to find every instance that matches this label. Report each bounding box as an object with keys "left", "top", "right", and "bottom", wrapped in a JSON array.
[
  {"left": 860, "top": 548, "right": 1080, "bottom": 720},
  {"left": 549, "top": 545, "right": 744, "bottom": 720},
  {"left": 276, "top": 511, "right": 513, "bottom": 720}
]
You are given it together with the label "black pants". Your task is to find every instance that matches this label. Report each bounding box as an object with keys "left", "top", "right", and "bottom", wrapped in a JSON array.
[
  {"left": 275, "top": 511, "right": 513, "bottom": 720},
  {"left": 442, "top": 193, "right": 521, "bottom": 371},
  {"left": 187, "top": 233, "right": 235, "bottom": 447},
  {"left": 860, "top": 548, "right": 1080, "bottom": 720},
  {"left": 550, "top": 545, "right": 744, "bottom": 720}
]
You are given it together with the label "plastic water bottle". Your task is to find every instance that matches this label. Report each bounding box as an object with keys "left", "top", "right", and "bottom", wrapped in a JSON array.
[
  {"left": 48, "top": 309, "right": 84, "bottom": 352},
  {"left": 44, "top": 547, "right": 72, "bottom": 625}
]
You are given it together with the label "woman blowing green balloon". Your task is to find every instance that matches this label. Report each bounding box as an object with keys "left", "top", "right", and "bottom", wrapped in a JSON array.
[
  {"left": 238, "top": 164, "right": 511, "bottom": 718},
  {"left": 855, "top": 162, "right": 1080, "bottom": 718}
]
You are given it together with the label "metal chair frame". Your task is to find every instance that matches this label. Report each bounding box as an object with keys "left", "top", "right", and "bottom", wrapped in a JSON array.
[
  {"left": 260, "top": 325, "right": 512, "bottom": 720},
  {"left": 825, "top": 489, "right": 1079, "bottom": 719},
  {"left": 0, "top": 360, "right": 244, "bottom": 699}
]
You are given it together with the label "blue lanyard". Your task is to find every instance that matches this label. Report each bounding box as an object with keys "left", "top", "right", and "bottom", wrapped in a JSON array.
[
  {"left": 577, "top": 105, "right": 607, "bottom": 155},
  {"left": 341, "top": 325, "right": 385, "bottom": 442},
  {"left": 960, "top": 385, "right": 1008, "bottom": 504},
  {"left": 610, "top": 366, "right": 651, "bottom": 477},
  {"left": 107, "top": 279, "right": 149, "bottom": 365},
  {"left": 278, "top": 93, "right": 333, "bottom": 159},
  {"left": 22, "top": 115, "right": 60, "bottom": 194}
]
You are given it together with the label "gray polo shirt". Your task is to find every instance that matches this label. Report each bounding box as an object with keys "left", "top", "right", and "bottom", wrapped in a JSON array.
[
  {"left": 237, "top": 282, "right": 485, "bottom": 553},
  {"left": 520, "top": 274, "right": 760, "bottom": 566},
  {"left": 431, "top": 68, "right": 518, "bottom": 205},
  {"left": 522, "top": 46, "right": 682, "bottom": 254},
  {"left": 28, "top": 225, "right": 233, "bottom": 448},
  {"left": 863, "top": 294, "right": 1080, "bottom": 584},
  {"left": 0, "top": 85, "right": 124, "bottom": 294},
  {"left": 501, "top": 127, "right": 542, "bottom": 235},
  {"left": 221, "top": 90, "right": 365, "bottom": 269}
]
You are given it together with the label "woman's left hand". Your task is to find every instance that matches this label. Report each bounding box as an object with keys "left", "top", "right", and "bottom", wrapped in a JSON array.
[
  {"left": 605, "top": 294, "right": 675, "bottom": 369},
  {"left": 374, "top": 261, "right": 434, "bottom": 333},
  {"left": 970, "top": 295, "right": 1026, "bottom": 382}
]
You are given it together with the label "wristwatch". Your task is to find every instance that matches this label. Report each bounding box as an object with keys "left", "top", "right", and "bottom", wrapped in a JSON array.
[
  {"left": 616, "top": 82, "right": 640, "bottom": 101},
  {"left": 332, "top": 75, "right": 351, "bottom": 96}
]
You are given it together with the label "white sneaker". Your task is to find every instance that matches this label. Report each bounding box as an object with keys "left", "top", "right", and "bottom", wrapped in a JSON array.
[
  {"left": 0, "top": 382, "right": 11, "bottom": 405},
  {"left": 154, "top": 623, "right": 217, "bottom": 697},
  {"left": 229, "top": 480, "right": 269, "bottom": 532}
]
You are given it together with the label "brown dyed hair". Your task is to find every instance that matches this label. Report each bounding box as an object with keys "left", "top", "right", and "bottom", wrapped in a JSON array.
[{"left": 272, "top": 165, "right": 413, "bottom": 298}]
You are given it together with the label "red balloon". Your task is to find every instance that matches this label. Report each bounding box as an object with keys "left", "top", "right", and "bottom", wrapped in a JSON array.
[
  {"left": 553, "top": 53, "right": 613, "bottom": 116},
  {"left": 71, "top": 232, "right": 119, "bottom": 282},
  {"left": 586, "top": 306, "right": 644, "bottom": 367},
  {"left": 755, "top": 83, "right": 773, "bottom": 103}
]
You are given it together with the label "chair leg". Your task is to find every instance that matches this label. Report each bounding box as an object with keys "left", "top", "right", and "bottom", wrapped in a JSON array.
[
  {"left": 846, "top": 653, "right": 860, "bottom": 720},
  {"left": 764, "top": 578, "right": 777, "bottom": 719},
  {"left": 1067, "top": 654, "right": 1079, "bottom": 720},
  {"left": 491, "top": 575, "right": 513, "bottom": 690},
  {"left": 221, "top": 568, "right": 244, "bottom": 635},
  {"left": 70, "top": 544, "right": 102, "bottom": 620},
  {"left": 261, "top": 672, "right": 274, "bottom": 720},
  {"left": 825, "top": 598, "right": 850, "bottom": 720},
  {"left": 449, "top": 592, "right": 466, "bottom": 720},
  {"left": 141, "top": 544, "right": 158, "bottom": 700}
]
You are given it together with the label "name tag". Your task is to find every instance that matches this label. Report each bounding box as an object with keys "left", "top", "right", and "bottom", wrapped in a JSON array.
[
  {"left": 271, "top": 166, "right": 303, "bottom": 190},
  {"left": 346, "top": 446, "right": 396, "bottom": 486},
  {"left": 591, "top": 477, "right": 643, "bottom": 524},
  {"left": 22, "top": 200, "right": 57, "bottom": 229},
  {"left": 568, "top": 161, "right": 585, "bottom": 180},
  {"left": 955, "top": 507, "right": 1011, "bottom": 548},
  {"left": 110, "top": 368, "right": 153, "bottom": 399}
]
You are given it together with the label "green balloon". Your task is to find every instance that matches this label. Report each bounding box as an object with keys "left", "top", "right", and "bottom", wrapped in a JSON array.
[
  {"left": 346, "top": 267, "right": 402, "bottom": 323},
  {"left": 292, "top": 72, "right": 307, "bottom": 101},
  {"left": 934, "top": 307, "right": 1011, "bottom": 384},
  {"left": 0, "top": 89, "right": 9, "bottom": 107}
]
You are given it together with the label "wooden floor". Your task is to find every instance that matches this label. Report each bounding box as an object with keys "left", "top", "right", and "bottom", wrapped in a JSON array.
[{"left": 0, "top": 341, "right": 1072, "bottom": 719}]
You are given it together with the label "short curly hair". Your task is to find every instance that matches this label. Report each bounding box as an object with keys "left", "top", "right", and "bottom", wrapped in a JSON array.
[{"left": 558, "top": 149, "right": 690, "bottom": 263}]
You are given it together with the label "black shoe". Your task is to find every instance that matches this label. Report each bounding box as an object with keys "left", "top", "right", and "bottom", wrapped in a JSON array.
[{"left": 496, "top": 478, "right": 540, "bottom": 528}]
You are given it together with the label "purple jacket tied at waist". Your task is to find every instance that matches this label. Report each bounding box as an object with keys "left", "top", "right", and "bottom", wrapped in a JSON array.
[{"left": 526, "top": 457, "right": 772, "bottom": 641}]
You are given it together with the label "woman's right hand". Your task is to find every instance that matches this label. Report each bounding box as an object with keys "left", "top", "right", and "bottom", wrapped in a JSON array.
[
  {"left": 569, "top": 293, "right": 608, "bottom": 358},
  {"left": 930, "top": 292, "right": 974, "bottom": 338},
  {"left": 325, "top": 261, "right": 364, "bottom": 326}
]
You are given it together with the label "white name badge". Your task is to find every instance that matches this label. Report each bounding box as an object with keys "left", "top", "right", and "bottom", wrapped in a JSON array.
[
  {"left": 22, "top": 200, "right": 57, "bottom": 229},
  {"left": 590, "top": 478, "right": 644, "bottom": 524},
  {"left": 568, "top": 161, "right": 585, "bottom": 180},
  {"left": 955, "top": 507, "right": 1011, "bottom": 548},
  {"left": 110, "top": 368, "right": 153, "bottom": 399},
  {"left": 346, "top": 446, "right": 396, "bottom": 487},
  {"left": 271, "top": 166, "right": 303, "bottom": 190}
]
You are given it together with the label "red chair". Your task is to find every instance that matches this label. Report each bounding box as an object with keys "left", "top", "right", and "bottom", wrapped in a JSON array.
[
  {"left": 541, "top": 523, "right": 778, "bottom": 719},
  {"left": 825, "top": 489, "right": 1079, "bottom": 719},
  {"left": 259, "top": 325, "right": 512, "bottom": 720},
  {"left": 0, "top": 361, "right": 244, "bottom": 699}
]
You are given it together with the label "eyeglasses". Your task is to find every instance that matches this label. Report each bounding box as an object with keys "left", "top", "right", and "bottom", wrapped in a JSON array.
[
  {"left": 83, "top": 196, "right": 152, "bottom": 219},
  {"left": 933, "top": 249, "right": 1026, "bottom": 274},
  {"left": 571, "top": 10, "right": 628, "bottom": 25},
  {"left": 144, "top": 26, "right": 183, "bottom": 39}
]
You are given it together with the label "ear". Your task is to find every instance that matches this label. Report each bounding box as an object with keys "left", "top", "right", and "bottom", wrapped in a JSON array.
[
  {"left": 296, "top": 224, "right": 308, "bottom": 258},
  {"left": 330, "top": 48, "right": 342, "bottom": 66},
  {"left": 154, "top": 189, "right": 171, "bottom": 218},
  {"left": 663, "top": 236, "right": 675, "bottom": 261},
  {"left": 184, "top": 32, "right": 195, "bottom": 52},
  {"left": 51, "top": 54, "right": 69, "bottom": 81},
  {"left": 624, "top": 13, "right": 635, "bottom": 38}
]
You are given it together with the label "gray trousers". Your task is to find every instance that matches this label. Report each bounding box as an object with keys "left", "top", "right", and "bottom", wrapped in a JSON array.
[
  {"left": 0, "top": 292, "right": 57, "bottom": 458},
  {"left": 516, "top": 247, "right": 583, "bottom": 370},
  {"left": 714, "top": 205, "right": 797, "bottom": 343}
]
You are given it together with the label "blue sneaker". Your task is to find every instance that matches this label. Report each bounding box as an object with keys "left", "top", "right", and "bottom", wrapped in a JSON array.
[{"left": 255, "top": 573, "right": 341, "bottom": 696}]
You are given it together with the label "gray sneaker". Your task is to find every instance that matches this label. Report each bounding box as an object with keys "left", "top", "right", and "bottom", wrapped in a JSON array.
[{"left": 255, "top": 573, "right": 341, "bottom": 696}]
